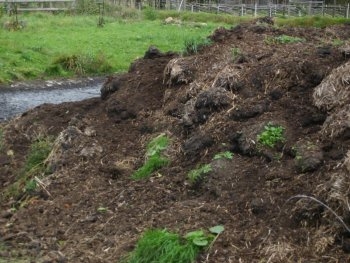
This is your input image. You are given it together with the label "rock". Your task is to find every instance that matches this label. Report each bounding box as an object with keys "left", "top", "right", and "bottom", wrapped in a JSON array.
[
  {"left": 100, "top": 75, "right": 122, "bottom": 100},
  {"left": 294, "top": 140, "right": 323, "bottom": 172},
  {"left": 229, "top": 101, "right": 268, "bottom": 121},
  {"left": 183, "top": 134, "right": 214, "bottom": 159},
  {"left": 195, "top": 87, "right": 232, "bottom": 110},
  {"left": 163, "top": 58, "right": 194, "bottom": 87},
  {"left": 143, "top": 46, "right": 163, "bottom": 59},
  {"left": 250, "top": 198, "right": 266, "bottom": 215}
]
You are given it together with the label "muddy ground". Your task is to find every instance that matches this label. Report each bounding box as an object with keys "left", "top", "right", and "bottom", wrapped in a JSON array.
[{"left": 1, "top": 20, "right": 350, "bottom": 262}]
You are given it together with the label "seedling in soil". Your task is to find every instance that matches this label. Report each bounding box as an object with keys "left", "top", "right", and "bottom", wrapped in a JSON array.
[
  {"left": 123, "top": 225, "right": 224, "bottom": 263},
  {"left": 257, "top": 123, "right": 285, "bottom": 148},
  {"left": 213, "top": 151, "right": 233, "bottom": 160},
  {"left": 132, "top": 134, "right": 170, "bottom": 180},
  {"left": 188, "top": 164, "right": 212, "bottom": 184}
]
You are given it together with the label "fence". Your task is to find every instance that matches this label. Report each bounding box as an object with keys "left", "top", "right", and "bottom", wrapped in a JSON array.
[
  {"left": 0, "top": 0, "right": 75, "bottom": 12},
  {"left": 174, "top": 2, "right": 350, "bottom": 18}
]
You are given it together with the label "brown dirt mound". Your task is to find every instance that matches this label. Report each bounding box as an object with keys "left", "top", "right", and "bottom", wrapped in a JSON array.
[{"left": 1, "top": 23, "right": 350, "bottom": 263}]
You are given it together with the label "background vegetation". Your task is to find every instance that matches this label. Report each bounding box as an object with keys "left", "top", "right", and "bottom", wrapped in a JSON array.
[{"left": 0, "top": 7, "right": 348, "bottom": 84}]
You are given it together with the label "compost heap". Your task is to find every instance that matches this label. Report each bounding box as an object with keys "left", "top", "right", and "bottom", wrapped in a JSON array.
[{"left": 1, "top": 20, "right": 350, "bottom": 262}]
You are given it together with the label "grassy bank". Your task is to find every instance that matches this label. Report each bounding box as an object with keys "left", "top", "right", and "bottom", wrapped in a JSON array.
[
  {"left": 0, "top": 12, "right": 228, "bottom": 84},
  {"left": 0, "top": 10, "right": 348, "bottom": 84}
]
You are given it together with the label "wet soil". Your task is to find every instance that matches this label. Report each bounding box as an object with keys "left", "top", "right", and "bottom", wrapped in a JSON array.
[{"left": 1, "top": 21, "right": 350, "bottom": 263}]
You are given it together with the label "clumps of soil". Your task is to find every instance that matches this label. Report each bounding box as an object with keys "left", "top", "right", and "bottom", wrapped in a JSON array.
[{"left": 1, "top": 22, "right": 350, "bottom": 263}]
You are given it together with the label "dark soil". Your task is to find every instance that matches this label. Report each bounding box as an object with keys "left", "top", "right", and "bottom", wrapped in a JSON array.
[{"left": 1, "top": 20, "right": 350, "bottom": 263}]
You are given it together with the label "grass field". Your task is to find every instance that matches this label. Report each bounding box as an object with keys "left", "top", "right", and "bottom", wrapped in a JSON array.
[
  {"left": 0, "top": 12, "right": 229, "bottom": 84},
  {"left": 0, "top": 9, "right": 348, "bottom": 84}
]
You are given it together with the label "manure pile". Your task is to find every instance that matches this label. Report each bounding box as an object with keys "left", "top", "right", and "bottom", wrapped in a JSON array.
[{"left": 0, "top": 20, "right": 350, "bottom": 262}]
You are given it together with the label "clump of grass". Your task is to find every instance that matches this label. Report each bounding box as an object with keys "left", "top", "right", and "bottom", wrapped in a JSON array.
[
  {"left": 183, "top": 37, "right": 212, "bottom": 55},
  {"left": 47, "top": 52, "right": 112, "bottom": 76},
  {"left": 132, "top": 134, "right": 170, "bottom": 180},
  {"left": 188, "top": 164, "right": 212, "bottom": 184},
  {"left": 124, "top": 229, "right": 201, "bottom": 263},
  {"left": 123, "top": 226, "right": 224, "bottom": 263},
  {"left": 257, "top": 123, "right": 285, "bottom": 148},
  {"left": 3, "top": 136, "right": 53, "bottom": 200}
]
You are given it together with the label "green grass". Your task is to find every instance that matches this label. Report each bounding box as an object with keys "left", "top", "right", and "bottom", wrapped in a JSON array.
[
  {"left": 132, "top": 134, "right": 170, "bottom": 180},
  {"left": 275, "top": 16, "right": 349, "bottom": 28},
  {"left": 123, "top": 229, "right": 203, "bottom": 263},
  {"left": 0, "top": 13, "right": 228, "bottom": 83},
  {"left": 257, "top": 123, "right": 285, "bottom": 148},
  {"left": 2, "top": 136, "right": 53, "bottom": 201}
]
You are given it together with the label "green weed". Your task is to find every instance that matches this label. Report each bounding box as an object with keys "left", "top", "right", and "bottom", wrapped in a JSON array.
[
  {"left": 188, "top": 164, "right": 212, "bottom": 184},
  {"left": 132, "top": 134, "right": 170, "bottom": 180},
  {"left": 257, "top": 123, "right": 285, "bottom": 148},
  {"left": 123, "top": 226, "right": 224, "bottom": 263},
  {"left": 213, "top": 151, "right": 233, "bottom": 160}
]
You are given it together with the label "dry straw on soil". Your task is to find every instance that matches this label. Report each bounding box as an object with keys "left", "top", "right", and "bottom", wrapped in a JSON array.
[{"left": 313, "top": 61, "right": 350, "bottom": 111}]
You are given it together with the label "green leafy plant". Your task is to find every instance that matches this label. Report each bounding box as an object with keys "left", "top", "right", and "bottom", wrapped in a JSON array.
[
  {"left": 123, "top": 226, "right": 224, "bottom": 263},
  {"left": 213, "top": 151, "right": 233, "bottom": 160},
  {"left": 187, "top": 164, "right": 212, "bottom": 184},
  {"left": 265, "top": 35, "right": 305, "bottom": 45},
  {"left": 132, "top": 134, "right": 170, "bottom": 180},
  {"left": 257, "top": 123, "right": 285, "bottom": 148}
]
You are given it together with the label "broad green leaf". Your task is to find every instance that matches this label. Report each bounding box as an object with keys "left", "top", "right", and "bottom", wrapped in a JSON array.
[
  {"left": 185, "top": 230, "right": 204, "bottom": 239},
  {"left": 209, "top": 225, "right": 224, "bottom": 234},
  {"left": 193, "top": 237, "right": 209, "bottom": 247}
]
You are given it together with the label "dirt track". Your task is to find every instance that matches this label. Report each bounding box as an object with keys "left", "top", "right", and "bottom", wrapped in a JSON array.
[{"left": 1, "top": 20, "right": 350, "bottom": 262}]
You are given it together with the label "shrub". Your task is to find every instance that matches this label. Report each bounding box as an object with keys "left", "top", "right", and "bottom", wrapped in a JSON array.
[
  {"left": 132, "top": 134, "right": 170, "bottom": 180},
  {"left": 143, "top": 7, "right": 158, "bottom": 21},
  {"left": 257, "top": 123, "right": 285, "bottom": 148}
]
